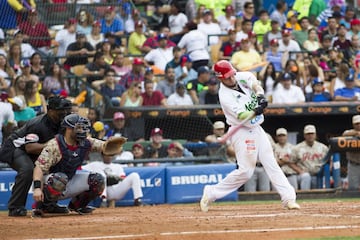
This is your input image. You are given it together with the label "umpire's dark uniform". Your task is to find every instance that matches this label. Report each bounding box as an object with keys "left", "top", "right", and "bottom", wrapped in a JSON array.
[{"left": 0, "top": 96, "right": 72, "bottom": 216}]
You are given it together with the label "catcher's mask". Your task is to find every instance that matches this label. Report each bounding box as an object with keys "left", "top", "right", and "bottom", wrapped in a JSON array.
[{"left": 62, "top": 113, "right": 91, "bottom": 141}]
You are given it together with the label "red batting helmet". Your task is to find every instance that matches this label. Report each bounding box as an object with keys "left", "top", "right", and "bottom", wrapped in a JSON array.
[{"left": 213, "top": 60, "right": 236, "bottom": 79}]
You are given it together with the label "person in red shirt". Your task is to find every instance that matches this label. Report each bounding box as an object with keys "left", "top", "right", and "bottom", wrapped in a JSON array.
[
  {"left": 219, "top": 29, "right": 241, "bottom": 60},
  {"left": 18, "top": 9, "right": 51, "bottom": 55},
  {"left": 141, "top": 80, "right": 167, "bottom": 106}
]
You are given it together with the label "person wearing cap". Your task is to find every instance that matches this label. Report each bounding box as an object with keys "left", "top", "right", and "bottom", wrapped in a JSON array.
[
  {"left": 274, "top": 128, "right": 298, "bottom": 190},
  {"left": 132, "top": 143, "right": 145, "bottom": 160},
  {"left": 197, "top": 9, "right": 222, "bottom": 46},
  {"left": 105, "top": 111, "right": 143, "bottom": 142},
  {"left": 141, "top": 26, "right": 177, "bottom": 54},
  {"left": 270, "top": 0, "right": 287, "bottom": 28},
  {"left": 144, "top": 33, "right": 174, "bottom": 72},
  {"left": 167, "top": 81, "right": 193, "bottom": 106},
  {"left": 19, "top": 59, "right": 39, "bottom": 85},
  {"left": 217, "top": 4, "right": 236, "bottom": 33},
  {"left": 8, "top": 95, "right": 36, "bottom": 126},
  {"left": 305, "top": 78, "right": 332, "bottom": 102},
  {"left": 333, "top": 72, "right": 360, "bottom": 101},
  {"left": 293, "top": 125, "right": 329, "bottom": 189},
  {"left": 230, "top": 37, "right": 262, "bottom": 72},
  {"left": 0, "top": 96, "right": 72, "bottom": 216},
  {"left": 145, "top": 128, "right": 168, "bottom": 158},
  {"left": 278, "top": 29, "right": 301, "bottom": 59},
  {"left": 272, "top": 72, "right": 305, "bottom": 104},
  {"left": 100, "top": 6, "right": 124, "bottom": 46},
  {"left": 91, "top": 121, "right": 107, "bottom": 140},
  {"left": 119, "top": 58, "right": 145, "bottom": 89},
  {"left": 18, "top": 9, "right": 51, "bottom": 55},
  {"left": 156, "top": 67, "right": 176, "bottom": 98},
  {"left": 219, "top": 29, "right": 241, "bottom": 60},
  {"left": 178, "top": 21, "right": 210, "bottom": 71},
  {"left": 13, "top": 29, "right": 35, "bottom": 58},
  {"left": 87, "top": 20, "right": 104, "bottom": 49},
  {"left": 128, "top": 20, "right": 147, "bottom": 55},
  {"left": 264, "top": 38, "right": 288, "bottom": 72},
  {"left": 63, "top": 31, "right": 96, "bottom": 70},
  {"left": 186, "top": 65, "right": 211, "bottom": 104},
  {"left": 342, "top": 115, "right": 360, "bottom": 190},
  {"left": 285, "top": 10, "right": 301, "bottom": 31},
  {"left": 262, "top": 20, "right": 282, "bottom": 51},
  {"left": 199, "top": 75, "right": 220, "bottom": 104},
  {"left": 174, "top": 54, "right": 198, "bottom": 84}
]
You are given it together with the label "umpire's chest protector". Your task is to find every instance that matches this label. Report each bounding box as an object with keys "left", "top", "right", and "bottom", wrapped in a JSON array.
[{"left": 50, "top": 134, "right": 91, "bottom": 179}]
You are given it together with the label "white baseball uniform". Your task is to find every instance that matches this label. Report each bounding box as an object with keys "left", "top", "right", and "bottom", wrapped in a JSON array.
[{"left": 204, "top": 71, "right": 296, "bottom": 206}]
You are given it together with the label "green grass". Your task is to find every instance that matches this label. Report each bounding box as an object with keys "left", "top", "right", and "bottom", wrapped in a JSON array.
[{"left": 290, "top": 237, "right": 360, "bottom": 240}]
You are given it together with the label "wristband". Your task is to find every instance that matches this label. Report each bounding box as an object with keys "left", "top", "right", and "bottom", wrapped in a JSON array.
[{"left": 33, "top": 180, "right": 41, "bottom": 189}]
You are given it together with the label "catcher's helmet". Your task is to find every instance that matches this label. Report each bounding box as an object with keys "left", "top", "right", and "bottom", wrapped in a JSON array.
[
  {"left": 213, "top": 60, "right": 236, "bottom": 79},
  {"left": 62, "top": 114, "right": 91, "bottom": 140}
]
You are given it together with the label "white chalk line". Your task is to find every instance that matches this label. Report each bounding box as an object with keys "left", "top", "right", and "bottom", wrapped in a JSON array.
[{"left": 26, "top": 225, "right": 360, "bottom": 240}]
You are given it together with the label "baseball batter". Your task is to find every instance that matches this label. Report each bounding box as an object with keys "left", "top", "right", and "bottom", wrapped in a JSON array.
[{"left": 200, "top": 60, "right": 300, "bottom": 212}]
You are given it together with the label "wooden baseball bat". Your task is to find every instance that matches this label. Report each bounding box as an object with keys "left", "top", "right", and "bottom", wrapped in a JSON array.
[{"left": 240, "top": 61, "right": 268, "bottom": 72}]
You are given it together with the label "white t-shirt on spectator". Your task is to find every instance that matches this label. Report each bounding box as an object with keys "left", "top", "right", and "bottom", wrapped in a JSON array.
[
  {"left": 236, "top": 31, "right": 249, "bottom": 42},
  {"left": 169, "top": 13, "right": 188, "bottom": 34},
  {"left": 178, "top": 30, "right": 210, "bottom": 61},
  {"left": 144, "top": 47, "right": 174, "bottom": 71},
  {"left": 55, "top": 29, "right": 76, "bottom": 57},
  {"left": 0, "top": 28, "right": 4, "bottom": 40},
  {"left": 21, "top": 43, "right": 35, "bottom": 58},
  {"left": 217, "top": 15, "right": 236, "bottom": 33},
  {"left": 272, "top": 84, "right": 305, "bottom": 104},
  {"left": 197, "top": 22, "right": 222, "bottom": 45},
  {"left": 278, "top": 39, "right": 301, "bottom": 54},
  {"left": 87, "top": 34, "right": 104, "bottom": 49},
  {"left": 167, "top": 92, "right": 194, "bottom": 106}
]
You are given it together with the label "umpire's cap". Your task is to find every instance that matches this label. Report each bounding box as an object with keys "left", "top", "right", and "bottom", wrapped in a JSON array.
[{"left": 47, "top": 96, "right": 72, "bottom": 110}]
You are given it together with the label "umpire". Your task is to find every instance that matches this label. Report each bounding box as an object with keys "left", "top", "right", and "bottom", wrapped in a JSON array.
[{"left": 0, "top": 96, "right": 72, "bottom": 217}]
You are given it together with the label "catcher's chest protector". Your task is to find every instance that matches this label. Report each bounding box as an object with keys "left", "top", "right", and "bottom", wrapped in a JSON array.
[{"left": 50, "top": 134, "right": 91, "bottom": 179}]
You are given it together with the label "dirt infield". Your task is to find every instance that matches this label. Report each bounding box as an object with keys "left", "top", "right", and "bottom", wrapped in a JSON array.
[{"left": 1, "top": 200, "right": 360, "bottom": 240}]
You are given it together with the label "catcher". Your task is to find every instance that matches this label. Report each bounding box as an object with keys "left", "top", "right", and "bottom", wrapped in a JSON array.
[{"left": 32, "top": 113, "right": 127, "bottom": 217}]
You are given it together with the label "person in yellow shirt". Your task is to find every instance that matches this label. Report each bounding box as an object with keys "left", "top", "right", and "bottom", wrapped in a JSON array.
[
  {"left": 230, "top": 38, "right": 263, "bottom": 71},
  {"left": 253, "top": 10, "right": 272, "bottom": 45},
  {"left": 285, "top": 10, "right": 302, "bottom": 31},
  {"left": 127, "top": 21, "right": 147, "bottom": 55}
]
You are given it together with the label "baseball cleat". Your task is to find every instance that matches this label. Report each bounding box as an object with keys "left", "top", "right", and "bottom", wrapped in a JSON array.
[
  {"left": 200, "top": 186, "right": 210, "bottom": 212},
  {"left": 286, "top": 201, "right": 300, "bottom": 210}
]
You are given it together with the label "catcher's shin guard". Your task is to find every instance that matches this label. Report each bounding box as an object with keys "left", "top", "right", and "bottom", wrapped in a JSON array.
[{"left": 69, "top": 173, "right": 105, "bottom": 214}]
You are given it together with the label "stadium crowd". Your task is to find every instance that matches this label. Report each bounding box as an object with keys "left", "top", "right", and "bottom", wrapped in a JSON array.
[{"left": 0, "top": 0, "right": 360, "bottom": 207}]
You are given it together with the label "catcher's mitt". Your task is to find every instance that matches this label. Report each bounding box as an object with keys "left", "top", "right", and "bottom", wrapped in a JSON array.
[{"left": 102, "top": 136, "right": 127, "bottom": 155}]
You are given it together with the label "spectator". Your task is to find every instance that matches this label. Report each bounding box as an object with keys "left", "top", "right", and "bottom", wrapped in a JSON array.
[
  {"left": 100, "top": 32, "right": 122, "bottom": 54},
  {"left": 124, "top": 9, "right": 146, "bottom": 35},
  {"left": 270, "top": 0, "right": 287, "bottom": 28},
  {"left": 83, "top": 149, "right": 144, "bottom": 208},
  {"left": 23, "top": 80, "right": 47, "bottom": 115},
  {"left": 230, "top": 38, "right": 262, "bottom": 72},
  {"left": 99, "top": 39, "right": 115, "bottom": 65},
  {"left": 278, "top": 29, "right": 301, "bottom": 60},
  {"left": 303, "top": 28, "right": 320, "bottom": 51},
  {"left": 199, "top": 76, "right": 220, "bottom": 104},
  {"left": 308, "top": 0, "right": 327, "bottom": 26},
  {"left": 141, "top": 80, "right": 167, "bottom": 106},
  {"left": 29, "top": 52, "right": 45, "bottom": 81},
  {"left": 87, "top": 20, "right": 104, "bottom": 49},
  {"left": 83, "top": 51, "right": 111, "bottom": 84},
  {"left": 168, "top": 2, "right": 188, "bottom": 44},
  {"left": 120, "top": 82, "right": 143, "bottom": 107},
  {"left": 235, "top": 19, "right": 253, "bottom": 42},
  {"left": 167, "top": 82, "right": 193, "bottom": 106},
  {"left": 329, "top": 63, "right": 348, "bottom": 97},
  {"left": 321, "top": 16, "right": 338, "bottom": 41},
  {"left": 292, "top": 17, "right": 311, "bottom": 49},
  {"left": 333, "top": 73, "right": 360, "bottom": 101},
  {"left": 0, "top": 95, "right": 15, "bottom": 145},
  {"left": 292, "top": 0, "right": 312, "bottom": 19},
  {"left": 156, "top": 67, "right": 176, "bottom": 98},
  {"left": 274, "top": 128, "right": 298, "bottom": 190},
  {"left": 111, "top": 53, "right": 131, "bottom": 78},
  {"left": 197, "top": 9, "right": 222, "bottom": 46},
  {"left": 76, "top": 9, "right": 94, "bottom": 35},
  {"left": 8, "top": 96, "right": 36, "bottom": 126},
  {"left": 8, "top": 75, "right": 26, "bottom": 98},
  {"left": 327, "top": 47, "right": 348, "bottom": 71},
  {"left": 285, "top": 10, "right": 301, "bottom": 31},
  {"left": 13, "top": 29, "right": 35, "bottom": 59},
  {"left": 8, "top": 43, "right": 22, "bottom": 74},
  {"left": 91, "top": 121, "right": 107, "bottom": 140},
  {"left": 91, "top": 69, "right": 125, "bottom": 107},
  {"left": 63, "top": 32, "right": 96, "bottom": 71},
  {"left": 264, "top": 39, "right": 288, "bottom": 73},
  {"left": 186, "top": 66, "right": 211, "bottom": 105},
  {"left": 18, "top": 9, "right": 51, "bottom": 55},
  {"left": 219, "top": 29, "right": 241, "bottom": 60},
  {"left": 272, "top": 72, "right": 306, "bottom": 104},
  {"left": 141, "top": 26, "right": 176, "bottom": 54},
  {"left": 217, "top": 5, "right": 236, "bottom": 33},
  {"left": 174, "top": 54, "right": 198, "bottom": 84},
  {"left": 178, "top": 21, "right": 210, "bottom": 71},
  {"left": 132, "top": 143, "right": 145, "bottom": 160},
  {"left": 253, "top": 10, "right": 271, "bottom": 45},
  {"left": 346, "top": 19, "right": 360, "bottom": 39},
  {"left": 165, "top": 46, "right": 182, "bottom": 71},
  {"left": 259, "top": 62, "right": 277, "bottom": 101},
  {"left": 339, "top": 6, "right": 356, "bottom": 30},
  {"left": 54, "top": 18, "right": 77, "bottom": 58},
  {"left": 293, "top": 125, "right": 329, "bottom": 189},
  {"left": 100, "top": 6, "right": 124, "bottom": 46},
  {"left": 19, "top": 59, "right": 39, "bottom": 84},
  {"left": 120, "top": 57, "right": 145, "bottom": 89},
  {"left": 144, "top": 127, "right": 168, "bottom": 158},
  {"left": 127, "top": 20, "right": 147, "bottom": 55},
  {"left": 242, "top": 2, "right": 258, "bottom": 24},
  {"left": 317, "top": 34, "right": 333, "bottom": 58},
  {"left": 0, "top": 0, "right": 30, "bottom": 30},
  {"left": 42, "top": 63, "right": 69, "bottom": 98},
  {"left": 342, "top": 115, "right": 360, "bottom": 190},
  {"left": 106, "top": 112, "right": 143, "bottom": 142},
  {"left": 151, "top": 0, "right": 171, "bottom": 31},
  {"left": 0, "top": 54, "right": 15, "bottom": 87},
  {"left": 144, "top": 33, "right": 174, "bottom": 73},
  {"left": 305, "top": 78, "right": 332, "bottom": 102},
  {"left": 248, "top": 31, "right": 262, "bottom": 53},
  {"left": 333, "top": 24, "right": 352, "bottom": 54},
  {"left": 262, "top": 20, "right": 282, "bottom": 51}
]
